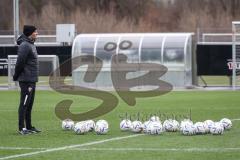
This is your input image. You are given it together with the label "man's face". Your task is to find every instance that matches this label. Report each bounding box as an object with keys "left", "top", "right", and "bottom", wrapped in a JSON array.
[{"left": 30, "top": 30, "right": 38, "bottom": 41}]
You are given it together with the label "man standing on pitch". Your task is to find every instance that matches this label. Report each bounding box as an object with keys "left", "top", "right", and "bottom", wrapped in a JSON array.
[{"left": 13, "top": 25, "right": 41, "bottom": 135}]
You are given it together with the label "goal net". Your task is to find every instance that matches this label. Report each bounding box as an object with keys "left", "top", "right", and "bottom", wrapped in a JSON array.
[
  {"left": 232, "top": 22, "right": 240, "bottom": 89},
  {"left": 8, "top": 55, "right": 60, "bottom": 89}
]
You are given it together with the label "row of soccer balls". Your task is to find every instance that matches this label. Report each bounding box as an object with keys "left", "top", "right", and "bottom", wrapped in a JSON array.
[
  {"left": 120, "top": 116, "right": 233, "bottom": 135},
  {"left": 62, "top": 119, "right": 109, "bottom": 135},
  {"left": 62, "top": 116, "right": 233, "bottom": 135}
]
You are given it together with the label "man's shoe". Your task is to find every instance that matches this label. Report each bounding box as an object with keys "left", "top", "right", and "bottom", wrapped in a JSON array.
[
  {"left": 18, "top": 128, "right": 31, "bottom": 135},
  {"left": 28, "top": 127, "right": 41, "bottom": 133}
]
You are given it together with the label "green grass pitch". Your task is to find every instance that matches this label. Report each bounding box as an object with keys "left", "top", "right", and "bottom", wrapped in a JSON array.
[{"left": 0, "top": 90, "right": 240, "bottom": 160}]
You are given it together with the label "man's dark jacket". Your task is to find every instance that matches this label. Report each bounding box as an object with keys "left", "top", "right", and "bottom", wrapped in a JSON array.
[{"left": 13, "top": 34, "right": 39, "bottom": 82}]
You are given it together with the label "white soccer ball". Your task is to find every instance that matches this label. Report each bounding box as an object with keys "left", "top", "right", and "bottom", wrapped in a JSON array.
[
  {"left": 147, "top": 121, "right": 163, "bottom": 135},
  {"left": 149, "top": 116, "right": 160, "bottom": 122},
  {"left": 210, "top": 122, "right": 224, "bottom": 135},
  {"left": 142, "top": 121, "right": 152, "bottom": 134},
  {"left": 85, "top": 120, "right": 95, "bottom": 132},
  {"left": 74, "top": 121, "right": 88, "bottom": 134},
  {"left": 95, "top": 120, "right": 109, "bottom": 134},
  {"left": 220, "top": 118, "right": 232, "bottom": 130},
  {"left": 62, "top": 119, "right": 74, "bottom": 130},
  {"left": 163, "top": 119, "right": 179, "bottom": 132},
  {"left": 181, "top": 123, "right": 196, "bottom": 136},
  {"left": 131, "top": 121, "right": 143, "bottom": 133},
  {"left": 180, "top": 119, "right": 193, "bottom": 132},
  {"left": 204, "top": 120, "right": 215, "bottom": 133},
  {"left": 194, "top": 122, "right": 206, "bottom": 134},
  {"left": 120, "top": 119, "right": 132, "bottom": 131}
]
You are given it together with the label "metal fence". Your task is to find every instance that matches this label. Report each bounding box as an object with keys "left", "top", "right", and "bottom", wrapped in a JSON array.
[
  {"left": 197, "top": 28, "right": 234, "bottom": 44},
  {"left": 0, "top": 30, "right": 60, "bottom": 46}
]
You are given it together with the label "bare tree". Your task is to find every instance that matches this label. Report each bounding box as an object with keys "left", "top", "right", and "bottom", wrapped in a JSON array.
[
  {"left": 2, "top": 0, "right": 240, "bottom": 32},
  {"left": 0, "top": 0, "right": 13, "bottom": 31}
]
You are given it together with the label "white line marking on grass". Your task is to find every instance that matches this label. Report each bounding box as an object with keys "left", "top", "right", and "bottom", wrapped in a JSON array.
[
  {"left": 1, "top": 146, "right": 240, "bottom": 153},
  {"left": 70, "top": 147, "right": 240, "bottom": 152},
  {"left": 0, "top": 134, "right": 143, "bottom": 160},
  {"left": 0, "top": 147, "right": 48, "bottom": 150},
  {"left": 231, "top": 118, "right": 240, "bottom": 121}
]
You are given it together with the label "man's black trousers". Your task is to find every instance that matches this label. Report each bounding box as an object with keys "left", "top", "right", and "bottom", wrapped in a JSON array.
[{"left": 18, "top": 82, "right": 36, "bottom": 131}]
